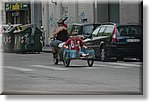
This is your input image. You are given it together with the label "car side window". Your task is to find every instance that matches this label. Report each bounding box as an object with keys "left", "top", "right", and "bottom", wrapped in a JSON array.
[
  {"left": 92, "top": 27, "right": 100, "bottom": 37},
  {"left": 128, "top": 26, "right": 140, "bottom": 35},
  {"left": 103, "top": 26, "right": 114, "bottom": 36},
  {"left": 118, "top": 27, "right": 127, "bottom": 36},
  {"left": 97, "top": 26, "right": 105, "bottom": 36},
  {"left": 117, "top": 25, "right": 141, "bottom": 36},
  {"left": 83, "top": 25, "right": 94, "bottom": 35}
]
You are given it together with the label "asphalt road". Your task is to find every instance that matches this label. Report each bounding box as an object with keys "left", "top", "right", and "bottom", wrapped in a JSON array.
[{"left": 2, "top": 52, "right": 143, "bottom": 95}]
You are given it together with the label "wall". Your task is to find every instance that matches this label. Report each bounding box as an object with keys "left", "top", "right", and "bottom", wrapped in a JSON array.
[
  {"left": 46, "top": 1, "right": 95, "bottom": 45},
  {"left": 62, "top": 2, "right": 76, "bottom": 25},
  {"left": 120, "top": 1, "right": 140, "bottom": 24},
  {"left": 0, "top": 0, "right": 2, "bottom": 24},
  {"left": 1, "top": 1, "right": 9, "bottom": 24},
  {"left": 48, "top": 2, "right": 62, "bottom": 41},
  {"left": 77, "top": 1, "right": 94, "bottom": 23},
  {"left": 30, "top": 0, "right": 42, "bottom": 28},
  {"left": 42, "top": 0, "right": 142, "bottom": 45},
  {"left": 97, "top": 2, "right": 109, "bottom": 23},
  {"left": 42, "top": 2, "right": 49, "bottom": 45}
]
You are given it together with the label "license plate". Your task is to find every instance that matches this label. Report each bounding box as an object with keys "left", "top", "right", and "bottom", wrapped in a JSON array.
[{"left": 126, "top": 39, "right": 140, "bottom": 42}]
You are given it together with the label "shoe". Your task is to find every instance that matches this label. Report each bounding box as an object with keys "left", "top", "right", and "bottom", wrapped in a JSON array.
[
  {"left": 81, "top": 53, "right": 89, "bottom": 57},
  {"left": 81, "top": 54, "right": 87, "bottom": 57},
  {"left": 86, "top": 53, "right": 89, "bottom": 56}
]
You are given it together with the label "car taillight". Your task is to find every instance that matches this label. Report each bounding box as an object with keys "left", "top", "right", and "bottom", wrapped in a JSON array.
[{"left": 112, "top": 27, "right": 117, "bottom": 43}]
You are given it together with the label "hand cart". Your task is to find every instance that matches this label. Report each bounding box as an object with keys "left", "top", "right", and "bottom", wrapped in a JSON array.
[{"left": 63, "top": 49, "right": 95, "bottom": 67}]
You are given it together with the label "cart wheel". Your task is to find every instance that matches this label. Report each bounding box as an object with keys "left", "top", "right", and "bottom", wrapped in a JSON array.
[
  {"left": 64, "top": 59, "right": 70, "bottom": 67},
  {"left": 87, "top": 59, "right": 94, "bottom": 67},
  {"left": 53, "top": 58, "right": 59, "bottom": 65}
]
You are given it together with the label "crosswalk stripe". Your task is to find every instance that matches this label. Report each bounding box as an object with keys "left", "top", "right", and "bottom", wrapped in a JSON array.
[
  {"left": 4, "top": 66, "right": 34, "bottom": 72},
  {"left": 30, "top": 65, "right": 68, "bottom": 71}
]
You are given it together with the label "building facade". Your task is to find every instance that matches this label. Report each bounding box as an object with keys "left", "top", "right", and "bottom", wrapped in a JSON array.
[
  {"left": 1, "top": 0, "right": 142, "bottom": 46},
  {"left": 41, "top": 0, "right": 142, "bottom": 45},
  {"left": 4, "top": 2, "right": 31, "bottom": 24},
  {"left": 1, "top": 0, "right": 42, "bottom": 26}
]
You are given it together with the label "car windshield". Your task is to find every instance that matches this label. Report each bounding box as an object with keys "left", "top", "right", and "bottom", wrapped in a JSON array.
[
  {"left": 117, "top": 25, "right": 141, "bottom": 36},
  {"left": 70, "top": 25, "right": 82, "bottom": 35},
  {"left": 83, "top": 25, "right": 95, "bottom": 35}
]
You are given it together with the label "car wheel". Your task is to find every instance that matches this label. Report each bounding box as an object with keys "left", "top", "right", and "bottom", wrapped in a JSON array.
[
  {"left": 117, "top": 56, "right": 124, "bottom": 61},
  {"left": 139, "top": 56, "right": 143, "bottom": 62},
  {"left": 100, "top": 46, "right": 109, "bottom": 62}
]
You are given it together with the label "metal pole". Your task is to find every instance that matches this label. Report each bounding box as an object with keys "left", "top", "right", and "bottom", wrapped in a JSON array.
[
  {"left": 94, "top": 0, "right": 97, "bottom": 23},
  {"left": 30, "top": 0, "right": 35, "bottom": 25}
]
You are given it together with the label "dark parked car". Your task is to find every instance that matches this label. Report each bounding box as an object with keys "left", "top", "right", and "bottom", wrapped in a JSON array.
[
  {"left": 67, "top": 23, "right": 101, "bottom": 39},
  {"left": 84, "top": 23, "right": 143, "bottom": 61}
]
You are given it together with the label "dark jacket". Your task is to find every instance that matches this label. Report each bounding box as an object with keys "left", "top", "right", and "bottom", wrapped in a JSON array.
[{"left": 56, "top": 29, "right": 69, "bottom": 42}]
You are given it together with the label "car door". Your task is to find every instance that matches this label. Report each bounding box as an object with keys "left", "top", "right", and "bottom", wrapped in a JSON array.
[
  {"left": 84, "top": 26, "right": 106, "bottom": 58},
  {"left": 92, "top": 26, "right": 107, "bottom": 57}
]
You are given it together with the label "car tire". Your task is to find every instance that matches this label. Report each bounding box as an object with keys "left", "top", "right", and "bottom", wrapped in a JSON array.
[
  {"left": 100, "top": 46, "right": 109, "bottom": 62},
  {"left": 117, "top": 56, "right": 124, "bottom": 61},
  {"left": 139, "top": 56, "right": 143, "bottom": 62}
]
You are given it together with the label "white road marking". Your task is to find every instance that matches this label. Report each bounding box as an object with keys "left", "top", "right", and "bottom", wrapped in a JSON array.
[
  {"left": 4, "top": 62, "right": 141, "bottom": 72},
  {"left": 30, "top": 65, "right": 68, "bottom": 71},
  {"left": 94, "top": 62, "right": 141, "bottom": 69},
  {"left": 4, "top": 66, "right": 34, "bottom": 72},
  {"left": 93, "top": 64, "right": 127, "bottom": 69},
  {"left": 107, "top": 62, "right": 142, "bottom": 67},
  {"left": 30, "top": 62, "right": 141, "bottom": 70}
]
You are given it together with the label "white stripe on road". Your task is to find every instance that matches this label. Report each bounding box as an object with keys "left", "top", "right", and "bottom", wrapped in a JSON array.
[
  {"left": 94, "top": 62, "right": 141, "bottom": 69},
  {"left": 4, "top": 62, "right": 141, "bottom": 72},
  {"left": 4, "top": 66, "right": 34, "bottom": 72},
  {"left": 93, "top": 64, "right": 128, "bottom": 69},
  {"left": 107, "top": 62, "right": 142, "bottom": 67},
  {"left": 30, "top": 65, "right": 68, "bottom": 71}
]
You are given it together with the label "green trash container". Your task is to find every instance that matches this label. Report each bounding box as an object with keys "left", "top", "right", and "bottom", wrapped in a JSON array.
[
  {"left": 2, "top": 26, "right": 16, "bottom": 52},
  {"left": 13, "top": 24, "right": 42, "bottom": 53}
]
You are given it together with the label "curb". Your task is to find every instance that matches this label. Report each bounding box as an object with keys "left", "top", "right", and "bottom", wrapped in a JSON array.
[
  {"left": 42, "top": 50, "right": 52, "bottom": 53},
  {"left": 42, "top": 46, "right": 52, "bottom": 53}
]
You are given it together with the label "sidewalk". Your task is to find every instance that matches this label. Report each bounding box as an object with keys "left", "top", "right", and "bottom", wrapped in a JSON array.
[
  {"left": 42, "top": 46, "right": 52, "bottom": 53},
  {"left": 1, "top": 46, "right": 52, "bottom": 53}
]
